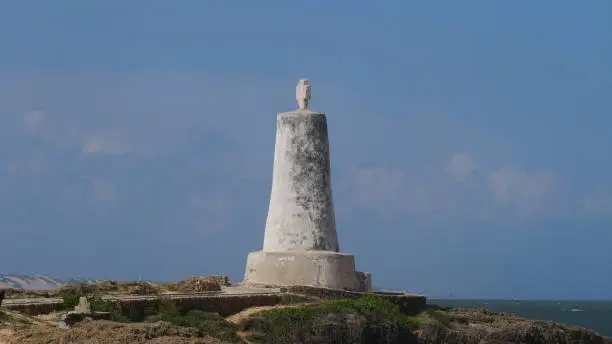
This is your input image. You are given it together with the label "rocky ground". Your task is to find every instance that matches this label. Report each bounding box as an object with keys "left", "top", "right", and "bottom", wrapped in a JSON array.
[
  {"left": 415, "top": 307, "right": 605, "bottom": 344},
  {"left": 0, "top": 278, "right": 607, "bottom": 344},
  {"left": 0, "top": 315, "right": 233, "bottom": 344},
  {"left": 3, "top": 275, "right": 229, "bottom": 299},
  {"left": 0, "top": 297, "right": 606, "bottom": 344}
]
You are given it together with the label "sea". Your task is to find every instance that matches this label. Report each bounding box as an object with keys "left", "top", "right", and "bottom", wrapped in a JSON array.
[{"left": 431, "top": 299, "right": 612, "bottom": 338}]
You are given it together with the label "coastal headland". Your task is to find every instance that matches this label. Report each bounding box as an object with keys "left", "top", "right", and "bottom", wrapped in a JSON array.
[{"left": 0, "top": 275, "right": 607, "bottom": 344}]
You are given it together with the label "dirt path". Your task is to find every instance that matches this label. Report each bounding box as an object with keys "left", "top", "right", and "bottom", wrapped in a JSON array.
[
  {"left": 225, "top": 302, "right": 314, "bottom": 325},
  {"left": 226, "top": 303, "right": 314, "bottom": 344}
]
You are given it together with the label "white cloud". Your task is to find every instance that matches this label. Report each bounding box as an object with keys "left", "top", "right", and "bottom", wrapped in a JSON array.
[
  {"left": 345, "top": 153, "right": 564, "bottom": 222},
  {"left": 2, "top": 73, "right": 294, "bottom": 158},
  {"left": 82, "top": 135, "right": 129, "bottom": 155},
  {"left": 346, "top": 165, "right": 460, "bottom": 218},
  {"left": 487, "top": 167, "right": 562, "bottom": 218},
  {"left": 447, "top": 153, "right": 479, "bottom": 183}
]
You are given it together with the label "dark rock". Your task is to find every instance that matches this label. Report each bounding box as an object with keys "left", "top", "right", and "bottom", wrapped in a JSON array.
[
  {"left": 414, "top": 308, "right": 605, "bottom": 344},
  {"left": 173, "top": 275, "right": 229, "bottom": 292},
  {"left": 242, "top": 306, "right": 605, "bottom": 344}
]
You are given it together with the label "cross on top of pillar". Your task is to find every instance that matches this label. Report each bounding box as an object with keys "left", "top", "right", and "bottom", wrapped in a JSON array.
[{"left": 296, "top": 78, "right": 311, "bottom": 110}]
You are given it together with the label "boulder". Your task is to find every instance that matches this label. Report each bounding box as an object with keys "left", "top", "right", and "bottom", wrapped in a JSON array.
[
  {"left": 174, "top": 275, "right": 230, "bottom": 292},
  {"left": 119, "top": 282, "right": 159, "bottom": 295}
]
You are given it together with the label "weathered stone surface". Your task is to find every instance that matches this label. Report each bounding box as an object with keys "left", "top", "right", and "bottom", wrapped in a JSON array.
[
  {"left": 52, "top": 280, "right": 161, "bottom": 296},
  {"left": 263, "top": 110, "right": 338, "bottom": 252},
  {"left": 244, "top": 250, "right": 365, "bottom": 291},
  {"left": 415, "top": 307, "right": 606, "bottom": 344},
  {"left": 73, "top": 296, "right": 91, "bottom": 314},
  {"left": 122, "top": 282, "right": 159, "bottom": 295},
  {"left": 241, "top": 305, "right": 605, "bottom": 344},
  {"left": 243, "top": 84, "right": 372, "bottom": 291},
  {"left": 61, "top": 311, "right": 86, "bottom": 327},
  {"left": 296, "top": 78, "right": 312, "bottom": 110},
  {"left": 174, "top": 275, "right": 228, "bottom": 292}
]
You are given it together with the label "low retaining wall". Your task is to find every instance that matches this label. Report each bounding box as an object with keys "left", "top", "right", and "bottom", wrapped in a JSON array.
[
  {"left": 2, "top": 293, "right": 313, "bottom": 317},
  {"left": 2, "top": 301, "right": 64, "bottom": 315},
  {"left": 286, "top": 285, "right": 427, "bottom": 315},
  {"left": 2, "top": 286, "right": 426, "bottom": 317},
  {"left": 116, "top": 293, "right": 313, "bottom": 321}
]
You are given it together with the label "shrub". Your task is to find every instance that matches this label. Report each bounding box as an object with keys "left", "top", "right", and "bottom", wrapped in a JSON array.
[
  {"left": 0, "top": 311, "right": 9, "bottom": 321},
  {"left": 155, "top": 299, "right": 240, "bottom": 342},
  {"left": 242, "top": 294, "right": 418, "bottom": 344},
  {"left": 424, "top": 309, "right": 452, "bottom": 327},
  {"left": 87, "top": 296, "right": 130, "bottom": 323},
  {"left": 61, "top": 293, "right": 83, "bottom": 310}
]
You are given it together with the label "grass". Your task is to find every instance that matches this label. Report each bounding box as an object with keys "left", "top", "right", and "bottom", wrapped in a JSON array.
[
  {"left": 252, "top": 294, "right": 412, "bottom": 325},
  {"left": 56, "top": 290, "right": 453, "bottom": 343},
  {"left": 87, "top": 296, "right": 131, "bottom": 323},
  {"left": 155, "top": 298, "right": 241, "bottom": 342},
  {"left": 423, "top": 309, "right": 453, "bottom": 327},
  {"left": 0, "top": 311, "right": 9, "bottom": 321},
  {"left": 61, "top": 293, "right": 83, "bottom": 310},
  {"left": 61, "top": 292, "right": 130, "bottom": 322},
  {"left": 241, "top": 294, "right": 434, "bottom": 343}
]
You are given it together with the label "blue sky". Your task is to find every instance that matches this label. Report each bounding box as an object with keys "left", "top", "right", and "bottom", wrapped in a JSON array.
[{"left": 0, "top": 1, "right": 611, "bottom": 300}]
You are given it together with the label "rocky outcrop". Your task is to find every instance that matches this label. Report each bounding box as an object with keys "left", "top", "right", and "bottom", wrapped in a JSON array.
[
  {"left": 240, "top": 301, "right": 606, "bottom": 344},
  {"left": 9, "top": 320, "right": 237, "bottom": 344},
  {"left": 415, "top": 307, "right": 605, "bottom": 344},
  {"left": 52, "top": 280, "right": 160, "bottom": 296},
  {"left": 170, "top": 275, "right": 231, "bottom": 293}
]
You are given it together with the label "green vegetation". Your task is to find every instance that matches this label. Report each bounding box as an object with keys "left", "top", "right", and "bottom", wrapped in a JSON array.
[
  {"left": 252, "top": 294, "right": 409, "bottom": 325},
  {"left": 61, "top": 293, "right": 129, "bottom": 322},
  {"left": 0, "top": 310, "right": 9, "bottom": 322},
  {"left": 155, "top": 298, "right": 241, "bottom": 342},
  {"left": 61, "top": 293, "right": 83, "bottom": 310},
  {"left": 423, "top": 308, "right": 452, "bottom": 327},
  {"left": 56, "top": 291, "right": 447, "bottom": 343},
  {"left": 87, "top": 296, "right": 131, "bottom": 323},
  {"left": 162, "top": 283, "right": 179, "bottom": 292},
  {"left": 241, "top": 294, "right": 428, "bottom": 344}
]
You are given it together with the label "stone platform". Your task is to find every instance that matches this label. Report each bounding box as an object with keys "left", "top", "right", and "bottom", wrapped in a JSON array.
[
  {"left": 2, "top": 284, "right": 426, "bottom": 317},
  {"left": 244, "top": 250, "right": 371, "bottom": 292}
]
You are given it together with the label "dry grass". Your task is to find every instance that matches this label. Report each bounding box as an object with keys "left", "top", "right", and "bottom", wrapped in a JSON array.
[
  {"left": 0, "top": 309, "right": 240, "bottom": 344},
  {"left": 225, "top": 303, "right": 312, "bottom": 325},
  {"left": 4, "top": 320, "right": 237, "bottom": 344}
]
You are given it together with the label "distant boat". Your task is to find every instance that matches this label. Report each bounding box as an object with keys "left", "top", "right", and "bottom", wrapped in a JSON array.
[{"left": 569, "top": 308, "right": 584, "bottom": 312}]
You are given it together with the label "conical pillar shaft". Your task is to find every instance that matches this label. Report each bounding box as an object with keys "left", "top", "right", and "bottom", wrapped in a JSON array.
[{"left": 263, "top": 110, "right": 339, "bottom": 252}]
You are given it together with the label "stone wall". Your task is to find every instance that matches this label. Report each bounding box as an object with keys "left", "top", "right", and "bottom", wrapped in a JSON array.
[
  {"left": 2, "top": 293, "right": 314, "bottom": 317},
  {"left": 3, "top": 301, "right": 64, "bottom": 315},
  {"left": 115, "top": 293, "right": 313, "bottom": 321}
]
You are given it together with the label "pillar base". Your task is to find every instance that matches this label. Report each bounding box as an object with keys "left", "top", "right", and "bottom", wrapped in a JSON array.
[{"left": 243, "top": 250, "right": 371, "bottom": 292}]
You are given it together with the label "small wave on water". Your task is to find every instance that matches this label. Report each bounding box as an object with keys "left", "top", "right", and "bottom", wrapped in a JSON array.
[{"left": 568, "top": 308, "right": 584, "bottom": 312}]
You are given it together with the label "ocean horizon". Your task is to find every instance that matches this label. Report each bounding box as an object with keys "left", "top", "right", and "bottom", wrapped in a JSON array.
[{"left": 430, "top": 298, "right": 612, "bottom": 338}]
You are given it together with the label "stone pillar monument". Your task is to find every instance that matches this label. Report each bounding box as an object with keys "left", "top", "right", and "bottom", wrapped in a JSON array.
[{"left": 243, "top": 79, "right": 372, "bottom": 292}]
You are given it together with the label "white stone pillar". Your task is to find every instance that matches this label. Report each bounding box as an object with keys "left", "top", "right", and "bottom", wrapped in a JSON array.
[
  {"left": 263, "top": 110, "right": 339, "bottom": 252},
  {"left": 243, "top": 79, "right": 371, "bottom": 292}
]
